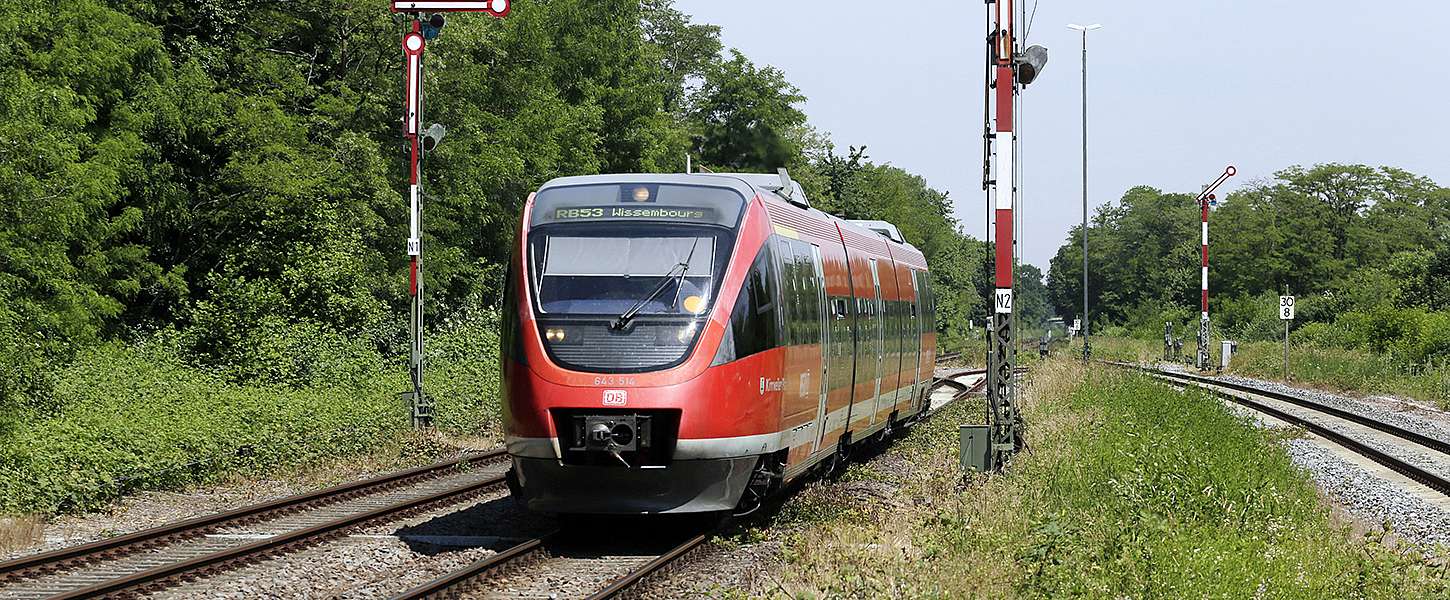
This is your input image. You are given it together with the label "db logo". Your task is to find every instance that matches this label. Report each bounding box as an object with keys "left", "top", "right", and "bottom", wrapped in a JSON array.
[{"left": 602, "top": 390, "right": 628, "bottom": 406}]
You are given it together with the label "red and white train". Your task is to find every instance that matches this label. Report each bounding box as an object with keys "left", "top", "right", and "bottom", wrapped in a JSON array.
[{"left": 501, "top": 171, "right": 937, "bottom": 514}]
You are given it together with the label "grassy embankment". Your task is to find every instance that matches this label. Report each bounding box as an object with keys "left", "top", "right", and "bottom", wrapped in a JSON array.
[
  {"left": 0, "top": 314, "right": 502, "bottom": 516},
  {"left": 1085, "top": 336, "right": 1450, "bottom": 410},
  {"left": 760, "top": 359, "right": 1449, "bottom": 598}
]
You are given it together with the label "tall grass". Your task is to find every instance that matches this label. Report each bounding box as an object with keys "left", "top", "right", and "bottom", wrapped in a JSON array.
[
  {"left": 1079, "top": 334, "right": 1450, "bottom": 411},
  {"left": 770, "top": 360, "right": 1450, "bottom": 598},
  {"left": 1230, "top": 342, "right": 1450, "bottom": 410}
]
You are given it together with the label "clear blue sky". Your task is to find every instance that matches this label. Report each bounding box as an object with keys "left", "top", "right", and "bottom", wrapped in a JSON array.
[{"left": 674, "top": 0, "right": 1450, "bottom": 270}]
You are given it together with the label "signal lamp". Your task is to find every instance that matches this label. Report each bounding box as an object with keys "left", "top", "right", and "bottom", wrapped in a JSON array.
[
  {"left": 422, "top": 123, "right": 447, "bottom": 152},
  {"left": 1016, "top": 45, "right": 1050, "bottom": 86},
  {"left": 422, "top": 13, "right": 446, "bottom": 40}
]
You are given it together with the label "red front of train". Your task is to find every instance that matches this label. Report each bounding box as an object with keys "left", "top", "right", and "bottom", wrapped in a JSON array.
[{"left": 501, "top": 173, "right": 937, "bottom": 514}]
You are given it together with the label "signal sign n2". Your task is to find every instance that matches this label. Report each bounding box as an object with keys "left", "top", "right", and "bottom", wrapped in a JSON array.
[
  {"left": 1279, "top": 296, "right": 1295, "bottom": 320},
  {"left": 995, "top": 289, "right": 1013, "bottom": 314}
]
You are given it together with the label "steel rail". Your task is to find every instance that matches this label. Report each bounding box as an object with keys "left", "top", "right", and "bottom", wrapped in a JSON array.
[
  {"left": 389, "top": 529, "right": 711, "bottom": 600},
  {"left": 389, "top": 535, "right": 553, "bottom": 600},
  {"left": 0, "top": 449, "right": 505, "bottom": 581},
  {"left": 51, "top": 471, "right": 510, "bottom": 599},
  {"left": 1112, "top": 363, "right": 1450, "bottom": 499},
  {"left": 585, "top": 532, "right": 712, "bottom": 599},
  {"left": 1126, "top": 364, "right": 1450, "bottom": 457}
]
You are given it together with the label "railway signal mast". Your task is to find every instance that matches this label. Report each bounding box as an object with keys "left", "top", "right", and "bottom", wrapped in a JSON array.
[
  {"left": 984, "top": 0, "right": 1047, "bottom": 470},
  {"left": 392, "top": 0, "right": 511, "bottom": 428},
  {"left": 1193, "top": 165, "right": 1236, "bottom": 370}
]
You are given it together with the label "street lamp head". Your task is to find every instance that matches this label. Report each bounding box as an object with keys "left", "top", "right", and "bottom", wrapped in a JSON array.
[{"left": 1067, "top": 23, "right": 1103, "bottom": 31}]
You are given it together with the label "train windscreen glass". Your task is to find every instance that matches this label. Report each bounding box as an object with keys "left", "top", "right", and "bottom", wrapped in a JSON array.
[
  {"left": 536, "top": 235, "right": 717, "bottom": 316},
  {"left": 525, "top": 183, "right": 744, "bottom": 373}
]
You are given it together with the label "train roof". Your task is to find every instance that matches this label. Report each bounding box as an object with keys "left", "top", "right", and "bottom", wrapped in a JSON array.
[
  {"left": 539, "top": 173, "right": 761, "bottom": 199},
  {"left": 537, "top": 172, "right": 922, "bottom": 256}
]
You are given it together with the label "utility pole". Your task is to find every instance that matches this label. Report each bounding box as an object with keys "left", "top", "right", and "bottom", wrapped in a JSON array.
[
  {"left": 1280, "top": 288, "right": 1295, "bottom": 381},
  {"left": 392, "top": 0, "right": 511, "bottom": 428},
  {"left": 984, "top": 0, "right": 1048, "bottom": 470},
  {"left": 1067, "top": 23, "right": 1100, "bottom": 361},
  {"left": 1193, "top": 166, "right": 1236, "bottom": 371}
]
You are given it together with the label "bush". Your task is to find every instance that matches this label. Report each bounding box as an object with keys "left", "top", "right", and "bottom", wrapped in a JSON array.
[
  {"left": 0, "top": 337, "right": 407, "bottom": 514},
  {"left": 427, "top": 304, "right": 504, "bottom": 437}
]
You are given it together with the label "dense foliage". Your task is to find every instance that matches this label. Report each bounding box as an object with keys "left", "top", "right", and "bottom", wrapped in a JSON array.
[
  {"left": 0, "top": 0, "right": 1024, "bottom": 511},
  {"left": 1046, "top": 164, "right": 1450, "bottom": 370},
  {"left": 0, "top": 1, "right": 1001, "bottom": 414}
]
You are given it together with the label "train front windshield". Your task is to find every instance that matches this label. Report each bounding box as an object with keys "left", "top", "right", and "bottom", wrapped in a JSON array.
[
  {"left": 525, "top": 182, "right": 745, "bottom": 373},
  {"left": 534, "top": 230, "right": 723, "bottom": 317}
]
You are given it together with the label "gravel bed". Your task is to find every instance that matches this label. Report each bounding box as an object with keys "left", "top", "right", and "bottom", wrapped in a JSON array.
[
  {"left": 150, "top": 489, "right": 557, "bottom": 599},
  {"left": 636, "top": 537, "right": 785, "bottom": 598},
  {"left": 1283, "top": 439, "right": 1450, "bottom": 549},
  {"left": 1218, "top": 375, "right": 1450, "bottom": 446},
  {"left": 1221, "top": 401, "right": 1450, "bottom": 550},
  {"left": 0, "top": 448, "right": 495, "bottom": 564}
]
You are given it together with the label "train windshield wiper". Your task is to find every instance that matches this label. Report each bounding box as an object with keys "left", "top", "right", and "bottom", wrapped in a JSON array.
[
  {"left": 611, "top": 238, "right": 701, "bottom": 331},
  {"left": 611, "top": 262, "right": 688, "bottom": 330}
]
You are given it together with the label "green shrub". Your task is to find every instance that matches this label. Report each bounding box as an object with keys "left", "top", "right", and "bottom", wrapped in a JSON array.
[
  {"left": 427, "top": 305, "right": 504, "bottom": 437},
  {"left": 0, "top": 338, "right": 406, "bottom": 514}
]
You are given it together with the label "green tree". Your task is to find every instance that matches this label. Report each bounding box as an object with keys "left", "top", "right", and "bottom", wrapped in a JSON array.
[{"left": 688, "top": 50, "right": 807, "bottom": 171}]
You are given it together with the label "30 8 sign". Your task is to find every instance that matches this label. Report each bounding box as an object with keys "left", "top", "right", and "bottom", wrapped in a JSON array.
[{"left": 1279, "top": 296, "right": 1295, "bottom": 320}]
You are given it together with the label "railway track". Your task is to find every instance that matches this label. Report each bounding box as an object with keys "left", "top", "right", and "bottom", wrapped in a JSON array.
[
  {"left": 1113, "top": 362, "right": 1450, "bottom": 499},
  {"left": 0, "top": 450, "right": 509, "bottom": 599},
  {"left": 389, "top": 528, "right": 710, "bottom": 600},
  {"left": 2, "top": 359, "right": 981, "bottom": 599},
  {"left": 393, "top": 368, "right": 987, "bottom": 599}
]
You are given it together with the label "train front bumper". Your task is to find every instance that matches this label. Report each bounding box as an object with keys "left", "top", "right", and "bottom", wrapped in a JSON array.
[{"left": 510, "top": 455, "right": 756, "bottom": 514}]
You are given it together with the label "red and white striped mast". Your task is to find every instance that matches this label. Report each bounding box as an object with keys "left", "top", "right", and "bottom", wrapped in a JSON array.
[
  {"left": 393, "top": 0, "right": 511, "bottom": 428},
  {"left": 1194, "top": 165, "right": 1235, "bottom": 370},
  {"left": 986, "top": 0, "right": 1021, "bottom": 469}
]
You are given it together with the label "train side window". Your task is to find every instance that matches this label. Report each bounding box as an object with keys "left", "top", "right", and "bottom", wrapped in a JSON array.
[
  {"left": 719, "top": 244, "right": 780, "bottom": 363},
  {"left": 501, "top": 257, "right": 525, "bottom": 364}
]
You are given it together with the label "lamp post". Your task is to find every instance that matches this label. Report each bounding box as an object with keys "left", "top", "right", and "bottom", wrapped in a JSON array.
[{"left": 1067, "top": 23, "right": 1099, "bottom": 361}]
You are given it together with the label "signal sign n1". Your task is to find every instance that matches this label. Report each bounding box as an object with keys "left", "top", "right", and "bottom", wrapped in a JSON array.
[
  {"left": 1279, "top": 296, "right": 1295, "bottom": 320},
  {"left": 391, "top": 0, "right": 510, "bottom": 16}
]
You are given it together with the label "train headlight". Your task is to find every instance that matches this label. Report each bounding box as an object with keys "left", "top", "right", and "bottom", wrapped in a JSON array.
[
  {"left": 545, "top": 328, "right": 565, "bottom": 342},
  {"left": 654, "top": 323, "right": 699, "bottom": 345},
  {"left": 682, "top": 295, "right": 706, "bottom": 314}
]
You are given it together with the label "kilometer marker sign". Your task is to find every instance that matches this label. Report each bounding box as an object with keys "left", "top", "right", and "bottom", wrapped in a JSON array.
[{"left": 1280, "top": 296, "right": 1295, "bottom": 320}]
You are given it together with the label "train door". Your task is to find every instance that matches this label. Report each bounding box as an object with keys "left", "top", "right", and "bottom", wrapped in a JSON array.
[
  {"left": 868, "top": 259, "right": 885, "bottom": 422},
  {"left": 809, "top": 245, "right": 829, "bottom": 453},
  {"left": 909, "top": 269, "right": 924, "bottom": 411},
  {"left": 824, "top": 248, "right": 855, "bottom": 446}
]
